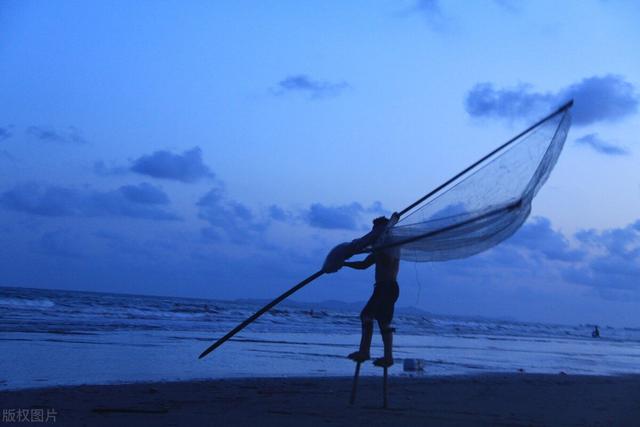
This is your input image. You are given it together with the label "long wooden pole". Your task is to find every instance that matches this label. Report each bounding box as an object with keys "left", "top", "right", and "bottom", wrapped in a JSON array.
[
  {"left": 383, "top": 367, "right": 388, "bottom": 409},
  {"left": 198, "top": 101, "right": 573, "bottom": 360},
  {"left": 349, "top": 362, "right": 361, "bottom": 405},
  {"left": 198, "top": 270, "right": 324, "bottom": 359}
]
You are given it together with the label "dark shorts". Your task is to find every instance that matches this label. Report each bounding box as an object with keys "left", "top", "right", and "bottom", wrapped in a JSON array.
[{"left": 361, "top": 281, "right": 399, "bottom": 325}]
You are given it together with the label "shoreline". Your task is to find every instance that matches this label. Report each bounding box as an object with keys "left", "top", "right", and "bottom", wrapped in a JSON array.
[
  {"left": 2, "top": 373, "right": 639, "bottom": 426},
  {"left": 2, "top": 366, "right": 631, "bottom": 393}
]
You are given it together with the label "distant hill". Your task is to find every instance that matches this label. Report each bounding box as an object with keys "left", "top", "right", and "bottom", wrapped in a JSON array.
[{"left": 233, "top": 297, "right": 433, "bottom": 316}]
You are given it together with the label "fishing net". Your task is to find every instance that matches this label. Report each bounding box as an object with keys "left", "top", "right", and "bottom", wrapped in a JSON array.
[
  {"left": 375, "top": 104, "right": 572, "bottom": 262},
  {"left": 199, "top": 102, "right": 573, "bottom": 360}
]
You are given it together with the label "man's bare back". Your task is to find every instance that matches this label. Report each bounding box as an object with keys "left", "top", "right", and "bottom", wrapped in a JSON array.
[
  {"left": 374, "top": 251, "right": 399, "bottom": 283},
  {"left": 344, "top": 250, "right": 398, "bottom": 283}
]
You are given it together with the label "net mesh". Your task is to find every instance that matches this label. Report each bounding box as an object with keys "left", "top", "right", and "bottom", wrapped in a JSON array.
[{"left": 376, "top": 106, "right": 572, "bottom": 262}]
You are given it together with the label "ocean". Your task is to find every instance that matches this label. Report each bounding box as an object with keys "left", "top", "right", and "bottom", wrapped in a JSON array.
[{"left": 2, "top": 286, "right": 640, "bottom": 391}]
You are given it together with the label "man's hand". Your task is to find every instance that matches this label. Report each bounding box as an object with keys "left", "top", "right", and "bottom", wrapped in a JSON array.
[
  {"left": 385, "top": 211, "right": 399, "bottom": 229},
  {"left": 342, "top": 254, "right": 375, "bottom": 270}
]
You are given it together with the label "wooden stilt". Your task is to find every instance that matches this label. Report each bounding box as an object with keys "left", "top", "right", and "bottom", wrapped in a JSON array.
[
  {"left": 349, "top": 362, "right": 361, "bottom": 405},
  {"left": 383, "top": 366, "right": 388, "bottom": 409}
]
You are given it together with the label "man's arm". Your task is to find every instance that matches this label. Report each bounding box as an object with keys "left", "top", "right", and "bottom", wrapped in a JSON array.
[{"left": 343, "top": 253, "right": 375, "bottom": 270}]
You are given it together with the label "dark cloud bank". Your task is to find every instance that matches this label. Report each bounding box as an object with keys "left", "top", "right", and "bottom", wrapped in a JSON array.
[
  {"left": 502, "top": 217, "right": 640, "bottom": 299},
  {"left": 465, "top": 74, "right": 638, "bottom": 126},
  {"left": 568, "top": 220, "right": 640, "bottom": 294},
  {"left": 3, "top": 174, "right": 639, "bottom": 303},
  {"left": 196, "top": 187, "right": 387, "bottom": 242},
  {"left": 0, "top": 182, "right": 178, "bottom": 221},
  {"left": 5, "top": 134, "right": 638, "bottom": 302},
  {"left": 507, "top": 217, "right": 585, "bottom": 263},
  {"left": 192, "top": 178, "right": 637, "bottom": 301}
]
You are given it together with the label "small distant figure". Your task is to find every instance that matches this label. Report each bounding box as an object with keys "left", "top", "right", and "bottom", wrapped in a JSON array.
[
  {"left": 322, "top": 213, "right": 400, "bottom": 368},
  {"left": 592, "top": 325, "right": 600, "bottom": 338}
]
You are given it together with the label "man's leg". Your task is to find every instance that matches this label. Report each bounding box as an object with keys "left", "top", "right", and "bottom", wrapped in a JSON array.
[
  {"left": 349, "top": 292, "right": 378, "bottom": 362},
  {"left": 373, "top": 282, "right": 399, "bottom": 368},
  {"left": 359, "top": 316, "right": 374, "bottom": 355},
  {"left": 348, "top": 314, "right": 373, "bottom": 362},
  {"left": 373, "top": 322, "right": 394, "bottom": 367}
]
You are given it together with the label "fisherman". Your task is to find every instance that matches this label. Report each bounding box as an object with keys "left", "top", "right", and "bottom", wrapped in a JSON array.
[
  {"left": 592, "top": 325, "right": 600, "bottom": 338},
  {"left": 322, "top": 213, "right": 400, "bottom": 368}
]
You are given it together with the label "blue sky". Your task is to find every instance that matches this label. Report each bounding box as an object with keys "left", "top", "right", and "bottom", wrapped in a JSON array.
[{"left": 1, "top": 0, "right": 639, "bottom": 326}]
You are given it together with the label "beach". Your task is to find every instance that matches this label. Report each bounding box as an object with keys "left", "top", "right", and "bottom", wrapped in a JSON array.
[
  {"left": 3, "top": 287, "right": 640, "bottom": 425},
  {"left": 2, "top": 374, "right": 639, "bottom": 426}
]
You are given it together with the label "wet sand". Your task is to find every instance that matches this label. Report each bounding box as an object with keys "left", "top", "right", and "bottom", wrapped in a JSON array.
[{"left": 2, "top": 373, "right": 639, "bottom": 426}]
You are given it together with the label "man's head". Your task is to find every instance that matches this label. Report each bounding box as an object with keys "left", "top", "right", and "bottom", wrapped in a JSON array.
[{"left": 372, "top": 216, "right": 389, "bottom": 228}]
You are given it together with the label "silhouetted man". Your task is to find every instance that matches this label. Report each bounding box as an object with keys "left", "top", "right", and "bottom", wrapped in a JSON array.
[{"left": 322, "top": 214, "right": 400, "bottom": 368}]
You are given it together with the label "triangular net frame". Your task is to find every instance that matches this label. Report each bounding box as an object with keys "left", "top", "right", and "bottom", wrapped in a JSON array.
[{"left": 375, "top": 104, "right": 572, "bottom": 262}]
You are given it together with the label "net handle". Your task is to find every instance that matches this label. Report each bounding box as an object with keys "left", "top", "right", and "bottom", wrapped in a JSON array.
[{"left": 397, "top": 100, "right": 573, "bottom": 218}]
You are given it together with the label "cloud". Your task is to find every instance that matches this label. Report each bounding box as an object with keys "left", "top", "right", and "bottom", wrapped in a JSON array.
[
  {"left": 465, "top": 82, "right": 553, "bottom": 121},
  {"left": 415, "top": 0, "right": 441, "bottom": 16},
  {"left": 564, "top": 258, "right": 640, "bottom": 294},
  {"left": 1, "top": 183, "right": 79, "bottom": 217},
  {"left": 197, "top": 186, "right": 267, "bottom": 243},
  {"left": 575, "top": 221, "right": 640, "bottom": 258},
  {"left": 268, "top": 205, "right": 293, "bottom": 222},
  {"left": 305, "top": 203, "right": 362, "bottom": 230},
  {"left": 93, "top": 160, "right": 128, "bottom": 177},
  {"left": 196, "top": 187, "right": 390, "bottom": 249},
  {"left": 0, "top": 127, "right": 11, "bottom": 142},
  {"left": 506, "top": 217, "right": 585, "bottom": 262},
  {"left": 131, "top": 147, "right": 214, "bottom": 183},
  {"left": 0, "top": 182, "right": 179, "bottom": 221},
  {"left": 432, "top": 216, "right": 640, "bottom": 300},
  {"left": 197, "top": 184, "right": 390, "bottom": 243},
  {"left": 274, "top": 75, "right": 349, "bottom": 99},
  {"left": 493, "top": 0, "right": 522, "bottom": 13},
  {"left": 465, "top": 75, "right": 639, "bottom": 125},
  {"left": 420, "top": 215, "right": 640, "bottom": 304},
  {"left": 499, "top": 217, "right": 640, "bottom": 296},
  {"left": 304, "top": 202, "right": 388, "bottom": 230},
  {"left": 119, "top": 183, "right": 170, "bottom": 205},
  {"left": 439, "top": 216, "right": 584, "bottom": 280},
  {"left": 574, "top": 133, "right": 629, "bottom": 156},
  {"left": 565, "top": 75, "right": 639, "bottom": 125},
  {"left": 557, "top": 220, "right": 640, "bottom": 296},
  {"left": 408, "top": 0, "right": 451, "bottom": 31},
  {"left": 26, "top": 126, "right": 87, "bottom": 144}
]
